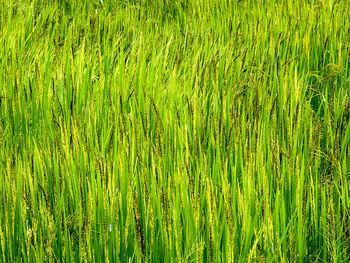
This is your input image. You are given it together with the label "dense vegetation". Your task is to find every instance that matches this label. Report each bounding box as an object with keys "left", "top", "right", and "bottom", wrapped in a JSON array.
[{"left": 0, "top": 0, "right": 349, "bottom": 262}]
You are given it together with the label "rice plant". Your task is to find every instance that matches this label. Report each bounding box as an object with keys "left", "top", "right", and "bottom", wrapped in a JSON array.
[{"left": 0, "top": 0, "right": 349, "bottom": 262}]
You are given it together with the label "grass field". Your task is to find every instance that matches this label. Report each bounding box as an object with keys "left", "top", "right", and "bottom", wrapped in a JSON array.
[{"left": 0, "top": 0, "right": 350, "bottom": 262}]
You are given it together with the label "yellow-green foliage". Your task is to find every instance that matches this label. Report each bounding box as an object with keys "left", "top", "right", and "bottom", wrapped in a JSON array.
[{"left": 0, "top": 0, "right": 349, "bottom": 262}]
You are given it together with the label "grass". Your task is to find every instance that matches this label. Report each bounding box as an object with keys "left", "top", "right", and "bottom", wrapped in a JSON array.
[{"left": 0, "top": 0, "right": 349, "bottom": 262}]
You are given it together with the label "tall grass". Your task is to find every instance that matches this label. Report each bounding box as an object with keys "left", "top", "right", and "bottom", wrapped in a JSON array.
[{"left": 0, "top": 0, "right": 349, "bottom": 262}]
